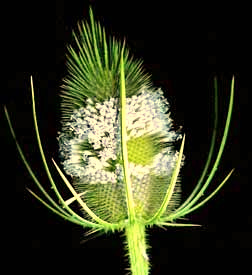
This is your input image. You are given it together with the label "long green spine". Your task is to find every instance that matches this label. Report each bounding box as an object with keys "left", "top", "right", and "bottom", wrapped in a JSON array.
[
  {"left": 4, "top": 8, "right": 235, "bottom": 274},
  {"left": 120, "top": 46, "right": 136, "bottom": 223}
]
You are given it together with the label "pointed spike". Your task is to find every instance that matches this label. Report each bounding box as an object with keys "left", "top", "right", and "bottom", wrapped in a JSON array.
[
  {"left": 175, "top": 75, "right": 219, "bottom": 212},
  {"left": 146, "top": 135, "right": 185, "bottom": 224},
  {"left": 158, "top": 221, "right": 202, "bottom": 227},
  {"left": 120, "top": 47, "right": 136, "bottom": 222},
  {"left": 181, "top": 168, "right": 235, "bottom": 216},
  {"left": 170, "top": 76, "right": 235, "bottom": 220},
  {"left": 51, "top": 158, "right": 117, "bottom": 229},
  {"left": 27, "top": 188, "right": 100, "bottom": 228},
  {"left": 4, "top": 104, "right": 70, "bottom": 216}
]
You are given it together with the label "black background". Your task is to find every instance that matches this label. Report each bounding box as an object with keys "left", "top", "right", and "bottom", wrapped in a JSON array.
[{"left": 2, "top": 0, "right": 251, "bottom": 272}]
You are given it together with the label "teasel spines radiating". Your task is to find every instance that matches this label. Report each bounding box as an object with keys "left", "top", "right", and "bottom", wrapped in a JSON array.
[{"left": 60, "top": 8, "right": 151, "bottom": 126}]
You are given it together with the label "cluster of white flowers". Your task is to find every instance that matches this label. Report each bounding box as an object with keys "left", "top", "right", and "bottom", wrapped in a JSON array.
[
  {"left": 127, "top": 89, "right": 172, "bottom": 139},
  {"left": 58, "top": 88, "right": 182, "bottom": 185}
]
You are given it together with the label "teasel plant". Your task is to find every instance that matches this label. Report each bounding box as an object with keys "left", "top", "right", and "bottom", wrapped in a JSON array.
[{"left": 5, "top": 8, "right": 235, "bottom": 275}]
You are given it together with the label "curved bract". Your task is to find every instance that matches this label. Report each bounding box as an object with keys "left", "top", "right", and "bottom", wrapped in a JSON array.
[{"left": 4, "top": 7, "right": 235, "bottom": 275}]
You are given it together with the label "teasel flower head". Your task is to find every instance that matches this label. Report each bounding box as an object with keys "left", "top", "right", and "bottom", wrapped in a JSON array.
[
  {"left": 54, "top": 8, "right": 188, "bottom": 226},
  {"left": 4, "top": 7, "right": 235, "bottom": 274},
  {"left": 58, "top": 87, "right": 183, "bottom": 222}
]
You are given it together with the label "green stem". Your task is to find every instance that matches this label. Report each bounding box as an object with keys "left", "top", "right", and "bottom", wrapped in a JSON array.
[{"left": 125, "top": 222, "right": 149, "bottom": 275}]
